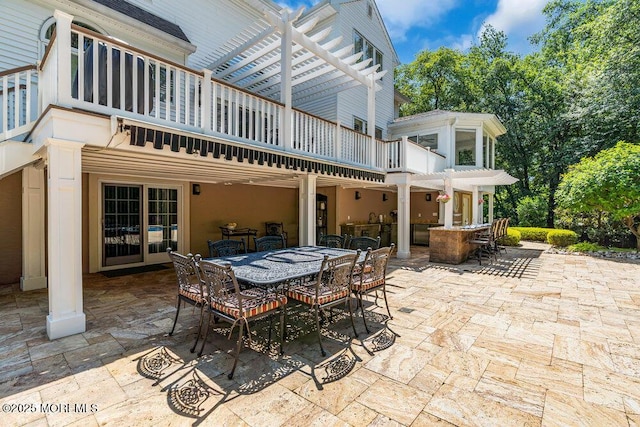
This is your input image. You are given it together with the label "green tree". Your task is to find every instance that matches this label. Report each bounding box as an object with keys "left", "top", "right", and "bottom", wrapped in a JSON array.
[{"left": 555, "top": 141, "right": 640, "bottom": 249}]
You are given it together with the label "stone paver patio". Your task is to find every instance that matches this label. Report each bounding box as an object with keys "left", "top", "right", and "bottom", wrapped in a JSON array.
[{"left": 1, "top": 242, "right": 640, "bottom": 426}]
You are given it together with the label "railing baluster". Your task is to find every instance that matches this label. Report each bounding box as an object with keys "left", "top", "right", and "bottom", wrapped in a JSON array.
[
  {"left": 77, "top": 34, "right": 84, "bottom": 102},
  {"left": 2, "top": 76, "right": 8, "bottom": 134}
]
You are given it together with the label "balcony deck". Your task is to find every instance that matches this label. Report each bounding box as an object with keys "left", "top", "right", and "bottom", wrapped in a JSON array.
[{"left": 0, "top": 25, "right": 447, "bottom": 181}]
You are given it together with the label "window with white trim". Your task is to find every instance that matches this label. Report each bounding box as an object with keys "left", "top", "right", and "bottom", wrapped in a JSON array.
[
  {"left": 353, "top": 116, "right": 382, "bottom": 139},
  {"left": 354, "top": 30, "right": 383, "bottom": 76}
]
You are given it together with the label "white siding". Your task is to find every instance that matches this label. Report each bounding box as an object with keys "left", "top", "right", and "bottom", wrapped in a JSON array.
[
  {"left": 334, "top": 0, "right": 395, "bottom": 139},
  {"left": 0, "top": 0, "right": 49, "bottom": 70}
]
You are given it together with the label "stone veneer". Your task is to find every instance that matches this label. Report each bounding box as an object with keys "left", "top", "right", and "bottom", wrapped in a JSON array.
[{"left": 428, "top": 226, "right": 489, "bottom": 264}]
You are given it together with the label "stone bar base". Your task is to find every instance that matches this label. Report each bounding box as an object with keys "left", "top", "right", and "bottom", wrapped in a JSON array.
[{"left": 428, "top": 226, "right": 489, "bottom": 264}]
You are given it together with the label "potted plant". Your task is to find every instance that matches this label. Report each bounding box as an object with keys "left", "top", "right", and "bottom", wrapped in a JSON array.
[{"left": 436, "top": 193, "right": 451, "bottom": 203}]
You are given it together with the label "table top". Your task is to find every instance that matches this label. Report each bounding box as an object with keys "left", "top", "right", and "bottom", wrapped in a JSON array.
[
  {"left": 219, "top": 226, "right": 258, "bottom": 235},
  {"left": 207, "top": 246, "right": 361, "bottom": 286}
]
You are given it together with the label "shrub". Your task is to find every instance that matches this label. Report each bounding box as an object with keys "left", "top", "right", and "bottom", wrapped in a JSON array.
[
  {"left": 568, "top": 242, "right": 602, "bottom": 252},
  {"left": 510, "top": 227, "right": 554, "bottom": 242},
  {"left": 516, "top": 195, "right": 548, "bottom": 227},
  {"left": 547, "top": 229, "right": 578, "bottom": 247},
  {"left": 498, "top": 228, "right": 521, "bottom": 246}
]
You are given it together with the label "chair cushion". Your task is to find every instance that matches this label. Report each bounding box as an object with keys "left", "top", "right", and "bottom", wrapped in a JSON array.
[
  {"left": 179, "top": 284, "right": 204, "bottom": 303},
  {"left": 287, "top": 283, "right": 350, "bottom": 306},
  {"left": 352, "top": 278, "right": 384, "bottom": 292},
  {"left": 210, "top": 289, "right": 286, "bottom": 319}
]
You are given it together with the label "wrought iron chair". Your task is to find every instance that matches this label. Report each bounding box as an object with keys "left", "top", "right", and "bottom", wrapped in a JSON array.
[
  {"left": 352, "top": 244, "right": 394, "bottom": 333},
  {"left": 208, "top": 238, "right": 247, "bottom": 258},
  {"left": 347, "top": 235, "right": 380, "bottom": 251},
  {"left": 195, "top": 256, "right": 287, "bottom": 379},
  {"left": 167, "top": 248, "right": 206, "bottom": 353},
  {"left": 468, "top": 228, "right": 496, "bottom": 265},
  {"left": 265, "top": 222, "right": 288, "bottom": 247},
  {"left": 318, "top": 234, "right": 347, "bottom": 248},
  {"left": 286, "top": 251, "right": 360, "bottom": 356},
  {"left": 254, "top": 234, "right": 286, "bottom": 252}
]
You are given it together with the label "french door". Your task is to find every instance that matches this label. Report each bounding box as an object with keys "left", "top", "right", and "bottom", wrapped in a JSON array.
[{"left": 102, "top": 183, "right": 181, "bottom": 267}]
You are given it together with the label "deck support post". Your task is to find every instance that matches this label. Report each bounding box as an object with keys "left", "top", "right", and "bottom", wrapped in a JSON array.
[
  {"left": 44, "top": 139, "right": 86, "bottom": 339},
  {"left": 298, "top": 175, "right": 317, "bottom": 246}
]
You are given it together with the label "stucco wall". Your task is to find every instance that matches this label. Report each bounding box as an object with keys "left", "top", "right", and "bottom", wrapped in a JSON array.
[
  {"left": 189, "top": 183, "right": 298, "bottom": 256},
  {"left": 0, "top": 171, "right": 22, "bottom": 284}
]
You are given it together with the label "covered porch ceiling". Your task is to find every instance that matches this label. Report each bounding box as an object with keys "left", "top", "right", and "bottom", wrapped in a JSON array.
[
  {"left": 81, "top": 144, "right": 389, "bottom": 190},
  {"left": 203, "top": 8, "right": 385, "bottom": 106}
]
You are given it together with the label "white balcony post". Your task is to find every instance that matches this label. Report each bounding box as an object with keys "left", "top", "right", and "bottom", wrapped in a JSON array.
[
  {"left": 298, "top": 175, "right": 317, "bottom": 246},
  {"left": 201, "top": 69, "right": 212, "bottom": 132},
  {"left": 396, "top": 178, "right": 411, "bottom": 259},
  {"left": 443, "top": 169, "right": 454, "bottom": 229},
  {"left": 21, "top": 166, "right": 47, "bottom": 291},
  {"left": 488, "top": 193, "right": 495, "bottom": 223},
  {"left": 401, "top": 136, "right": 409, "bottom": 171},
  {"left": 368, "top": 74, "right": 376, "bottom": 167},
  {"left": 54, "top": 10, "right": 73, "bottom": 107},
  {"left": 45, "top": 139, "right": 86, "bottom": 339},
  {"left": 335, "top": 120, "right": 342, "bottom": 158},
  {"left": 280, "top": 13, "right": 293, "bottom": 151}
]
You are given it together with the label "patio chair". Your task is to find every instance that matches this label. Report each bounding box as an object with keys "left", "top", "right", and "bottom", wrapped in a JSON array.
[
  {"left": 167, "top": 248, "right": 207, "bottom": 353},
  {"left": 254, "top": 234, "right": 286, "bottom": 252},
  {"left": 265, "top": 222, "right": 288, "bottom": 247},
  {"left": 318, "top": 234, "right": 347, "bottom": 248},
  {"left": 208, "top": 238, "right": 247, "bottom": 258},
  {"left": 493, "top": 218, "right": 510, "bottom": 254},
  {"left": 468, "top": 229, "right": 496, "bottom": 265},
  {"left": 195, "top": 256, "right": 287, "bottom": 379},
  {"left": 352, "top": 244, "right": 394, "bottom": 333},
  {"left": 347, "top": 235, "right": 380, "bottom": 251},
  {"left": 286, "top": 251, "right": 360, "bottom": 356}
]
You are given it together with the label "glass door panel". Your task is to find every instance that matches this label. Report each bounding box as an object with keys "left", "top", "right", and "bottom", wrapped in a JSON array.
[
  {"left": 103, "top": 184, "right": 143, "bottom": 266},
  {"left": 147, "top": 187, "right": 179, "bottom": 259}
]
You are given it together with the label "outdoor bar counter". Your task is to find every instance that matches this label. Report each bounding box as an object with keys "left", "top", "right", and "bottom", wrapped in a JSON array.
[{"left": 428, "top": 225, "right": 490, "bottom": 264}]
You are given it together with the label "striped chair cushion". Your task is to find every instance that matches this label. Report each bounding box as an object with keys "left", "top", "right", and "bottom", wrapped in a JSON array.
[
  {"left": 210, "top": 289, "right": 286, "bottom": 319},
  {"left": 287, "top": 283, "right": 350, "bottom": 306},
  {"left": 352, "top": 278, "right": 384, "bottom": 292},
  {"left": 179, "top": 284, "right": 204, "bottom": 303}
]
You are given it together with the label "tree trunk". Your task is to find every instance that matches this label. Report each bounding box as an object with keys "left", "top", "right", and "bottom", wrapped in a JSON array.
[{"left": 623, "top": 216, "right": 640, "bottom": 251}]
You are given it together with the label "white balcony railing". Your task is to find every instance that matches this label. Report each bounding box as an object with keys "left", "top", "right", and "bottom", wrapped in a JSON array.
[
  {"left": 386, "top": 137, "right": 446, "bottom": 174},
  {"left": 0, "top": 66, "right": 38, "bottom": 141},
  {"left": 4, "top": 18, "right": 438, "bottom": 175}
]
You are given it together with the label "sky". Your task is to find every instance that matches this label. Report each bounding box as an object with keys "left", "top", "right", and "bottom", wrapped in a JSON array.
[{"left": 276, "top": 0, "right": 550, "bottom": 64}]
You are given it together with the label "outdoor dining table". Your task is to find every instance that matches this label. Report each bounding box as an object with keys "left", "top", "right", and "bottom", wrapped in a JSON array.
[{"left": 207, "top": 245, "right": 363, "bottom": 288}]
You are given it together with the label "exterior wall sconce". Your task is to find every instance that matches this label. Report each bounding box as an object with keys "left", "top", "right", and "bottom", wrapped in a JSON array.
[
  {"left": 355, "top": 191, "right": 361, "bottom": 200},
  {"left": 192, "top": 183, "right": 201, "bottom": 195},
  {"left": 382, "top": 193, "right": 388, "bottom": 202},
  {"left": 425, "top": 193, "right": 431, "bottom": 201}
]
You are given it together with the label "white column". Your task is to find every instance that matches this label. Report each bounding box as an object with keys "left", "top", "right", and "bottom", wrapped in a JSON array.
[
  {"left": 488, "top": 193, "right": 495, "bottom": 223},
  {"left": 54, "top": 10, "right": 73, "bottom": 107},
  {"left": 443, "top": 169, "right": 454, "bottom": 229},
  {"left": 21, "top": 166, "right": 47, "bottom": 291},
  {"left": 280, "top": 13, "right": 293, "bottom": 151},
  {"left": 471, "top": 187, "right": 479, "bottom": 225},
  {"left": 46, "top": 139, "right": 86, "bottom": 339},
  {"left": 368, "top": 74, "right": 376, "bottom": 167},
  {"left": 298, "top": 175, "right": 317, "bottom": 246},
  {"left": 475, "top": 126, "right": 483, "bottom": 168},
  {"left": 396, "top": 178, "right": 411, "bottom": 259}
]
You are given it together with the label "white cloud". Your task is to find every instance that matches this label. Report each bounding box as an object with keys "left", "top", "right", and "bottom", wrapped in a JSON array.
[
  {"left": 376, "top": 0, "right": 459, "bottom": 41},
  {"left": 480, "top": 0, "right": 547, "bottom": 53}
]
